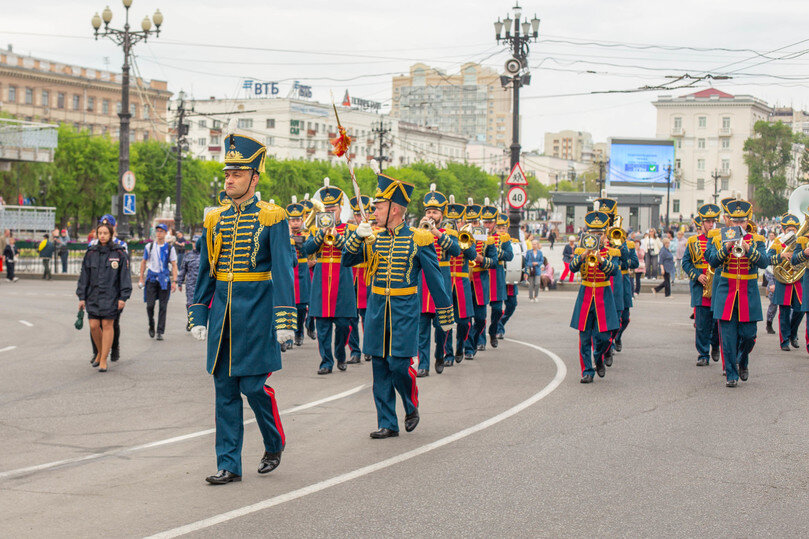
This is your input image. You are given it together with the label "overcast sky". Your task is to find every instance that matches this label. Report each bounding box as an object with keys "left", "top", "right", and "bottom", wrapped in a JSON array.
[{"left": 3, "top": 0, "right": 809, "bottom": 159}]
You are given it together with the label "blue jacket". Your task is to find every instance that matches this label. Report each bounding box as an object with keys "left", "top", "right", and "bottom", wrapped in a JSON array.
[
  {"left": 525, "top": 248, "right": 543, "bottom": 274},
  {"left": 659, "top": 247, "right": 675, "bottom": 275}
]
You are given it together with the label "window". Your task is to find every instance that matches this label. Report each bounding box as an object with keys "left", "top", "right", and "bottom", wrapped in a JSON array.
[
  {"left": 130, "top": 104, "right": 136, "bottom": 118},
  {"left": 698, "top": 116, "right": 707, "bottom": 128},
  {"left": 673, "top": 117, "right": 682, "bottom": 129},
  {"left": 698, "top": 138, "right": 705, "bottom": 149},
  {"left": 212, "top": 120, "right": 221, "bottom": 129},
  {"left": 210, "top": 135, "right": 220, "bottom": 145},
  {"left": 87, "top": 97, "right": 95, "bottom": 112},
  {"left": 697, "top": 178, "right": 705, "bottom": 190},
  {"left": 721, "top": 138, "right": 730, "bottom": 149},
  {"left": 697, "top": 158, "right": 705, "bottom": 170},
  {"left": 143, "top": 105, "right": 149, "bottom": 119},
  {"left": 673, "top": 200, "right": 680, "bottom": 213},
  {"left": 41, "top": 90, "right": 49, "bottom": 107},
  {"left": 675, "top": 158, "right": 681, "bottom": 170},
  {"left": 237, "top": 118, "right": 253, "bottom": 129},
  {"left": 721, "top": 178, "right": 729, "bottom": 190},
  {"left": 198, "top": 138, "right": 207, "bottom": 146},
  {"left": 102, "top": 99, "right": 110, "bottom": 114},
  {"left": 72, "top": 95, "right": 80, "bottom": 110},
  {"left": 722, "top": 117, "right": 731, "bottom": 129},
  {"left": 677, "top": 139, "right": 682, "bottom": 148},
  {"left": 266, "top": 118, "right": 275, "bottom": 129},
  {"left": 116, "top": 102, "right": 122, "bottom": 114},
  {"left": 721, "top": 159, "right": 730, "bottom": 171},
  {"left": 57, "top": 92, "right": 65, "bottom": 109},
  {"left": 198, "top": 120, "right": 207, "bottom": 128},
  {"left": 143, "top": 131, "right": 149, "bottom": 141},
  {"left": 696, "top": 199, "right": 704, "bottom": 208},
  {"left": 8, "top": 86, "right": 16, "bottom": 102},
  {"left": 25, "top": 88, "right": 33, "bottom": 105}
]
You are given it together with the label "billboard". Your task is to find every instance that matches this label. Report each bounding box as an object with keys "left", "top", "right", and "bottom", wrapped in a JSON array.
[{"left": 607, "top": 138, "right": 675, "bottom": 189}]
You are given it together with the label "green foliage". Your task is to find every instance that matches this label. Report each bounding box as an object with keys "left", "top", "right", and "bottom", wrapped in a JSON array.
[{"left": 744, "top": 121, "right": 797, "bottom": 217}]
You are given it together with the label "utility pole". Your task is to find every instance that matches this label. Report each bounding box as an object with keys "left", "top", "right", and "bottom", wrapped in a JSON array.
[
  {"left": 665, "top": 164, "right": 672, "bottom": 230},
  {"left": 499, "top": 172, "right": 506, "bottom": 213},
  {"left": 371, "top": 119, "right": 390, "bottom": 171},
  {"left": 712, "top": 168, "right": 721, "bottom": 203},
  {"left": 596, "top": 158, "right": 607, "bottom": 196},
  {"left": 172, "top": 91, "right": 191, "bottom": 231}
]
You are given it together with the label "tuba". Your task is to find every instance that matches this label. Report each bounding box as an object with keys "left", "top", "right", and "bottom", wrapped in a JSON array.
[{"left": 773, "top": 187, "right": 809, "bottom": 284}]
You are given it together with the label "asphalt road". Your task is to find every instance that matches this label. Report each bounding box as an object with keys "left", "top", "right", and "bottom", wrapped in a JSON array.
[{"left": 1, "top": 280, "right": 808, "bottom": 537}]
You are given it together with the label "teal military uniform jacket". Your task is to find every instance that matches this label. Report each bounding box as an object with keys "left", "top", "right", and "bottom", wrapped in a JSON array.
[{"left": 189, "top": 196, "right": 297, "bottom": 376}]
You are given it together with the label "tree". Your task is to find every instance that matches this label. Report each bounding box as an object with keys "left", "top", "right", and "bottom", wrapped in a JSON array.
[
  {"left": 130, "top": 140, "right": 175, "bottom": 234},
  {"left": 744, "top": 121, "right": 795, "bottom": 217}
]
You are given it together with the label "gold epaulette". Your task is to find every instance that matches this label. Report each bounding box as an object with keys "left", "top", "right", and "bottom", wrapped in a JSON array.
[
  {"left": 753, "top": 234, "right": 765, "bottom": 242},
  {"left": 686, "top": 235, "right": 699, "bottom": 246},
  {"left": 486, "top": 236, "right": 496, "bottom": 245},
  {"left": 256, "top": 201, "right": 286, "bottom": 227},
  {"left": 798, "top": 237, "right": 809, "bottom": 247},
  {"left": 499, "top": 233, "right": 511, "bottom": 243},
  {"left": 773, "top": 241, "right": 783, "bottom": 253},
  {"left": 204, "top": 205, "right": 226, "bottom": 230},
  {"left": 443, "top": 228, "right": 459, "bottom": 238},
  {"left": 574, "top": 247, "right": 586, "bottom": 255},
  {"left": 346, "top": 223, "right": 358, "bottom": 231},
  {"left": 608, "top": 248, "right": 620, "bottom": 257},
  {"left": 626, "top": 240, "right": 635, "bottom": 249},
  {"left": 412, "top": 228, "right": 435, "bottom": 247},
  {"left": 708, "top": 229, "right": 721, "bottom": 238}
]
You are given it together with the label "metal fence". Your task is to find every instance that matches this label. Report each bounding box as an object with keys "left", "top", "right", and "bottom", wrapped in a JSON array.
[
  {"left": 11, "top": 245, "right": 145, "bottom": 276},
  {"left": 0, "top": 205, "right": 56, "bottom": 237}
]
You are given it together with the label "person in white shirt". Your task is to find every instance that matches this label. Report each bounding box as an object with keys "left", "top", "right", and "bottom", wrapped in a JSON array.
[{"left": 138, "top": 224, "right": 178, "bottom": 340}]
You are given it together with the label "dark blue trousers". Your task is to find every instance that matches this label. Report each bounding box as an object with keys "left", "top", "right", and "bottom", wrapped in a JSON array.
[
  {"left": 778, "top": 297, "right": 803, "bottom": 347},
  {"left": 488, "top": 300, "right": 504, "bottom": 340},
  {"left": 470, "top": 303, "right": 487, "bottom": 353},
  {"left": 418, "top": 313, "right": 449, "bottom": 371},
  {"left": 449, "top": 318, "right": 472, "bottom": 358},
  {"left": 718, "top": 316, "right": 757, "bottom": 382},
  {"left": 212, "top": 355, "right": 284, "bottom": 476},
  {"left": 315, "top": 316, "right": 350, "bottom": 369},
  {"left": 347, "top": 309, "right": 365, "bottom": 359},
  {"left": 497, "top": 294, "right": 517, "bottom": 335},
  {"left": 371, "top": 355, "right": 418, "bottom": 431},
  {"left": 578, "top": 306, "right": 611, "bottom": 378},
  {"left": 294, "top": 303, "right": 308, "bottom": 340},
  {"left": 695, "top": 305, "right": 719, "bottom": 361},
  {"left": 615, "top": 308, "right": 630, "bottom": 345}
]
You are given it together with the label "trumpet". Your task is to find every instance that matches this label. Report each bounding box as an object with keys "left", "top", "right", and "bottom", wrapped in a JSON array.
[
  {"left": 458, "top": 224, "right": 474, "bottom": 250},
  {"left": 419, "top": 217, "right": 436, "bottom": 230},
  {"left": 586, "top": 254, "right": 599, "bottom": 267},
  {"left": 731, "top": 238, "right": 745, "bottom": 258},
  {"left": 608, "top": 215, "right": 626, "bottom": 247}
]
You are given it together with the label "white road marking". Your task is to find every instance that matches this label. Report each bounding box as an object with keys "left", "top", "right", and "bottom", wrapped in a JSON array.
[
  {"left": 0, "top": 346, "right": 17, "bottom": 353},
  {"left": 147, "top": 339, "right": 566, "bottom": 539},
  {"left": 18, "top": 320, "right": 33, "bottom": 327},
  {"left": 0, "top": 384, "right": 367, "bottom": 480}
]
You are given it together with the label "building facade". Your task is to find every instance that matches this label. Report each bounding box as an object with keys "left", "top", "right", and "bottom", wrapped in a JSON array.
[
  {"left": 0, "top": 46, "right": 171, "bottom": 141},
  {"left": 521, "top": 151, "right": 591, "bottom": 187},
  {"left": 653, "top": 88, "right": 771, "bottom": 218},
  {"left": 543, "top": 130, "right": 594, "bottom": 163},
  {"left": 770, "top": 106, "right": 809, "bottom": 136},
  {"left": 390, "top": 63, "right": 512, "bottom": 148}
]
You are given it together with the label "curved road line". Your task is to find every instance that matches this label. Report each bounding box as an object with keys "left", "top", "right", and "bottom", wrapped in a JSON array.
[
  {"left": 148, "top": 338, "right": 566, "bottom": 539},
  {"left": 0, "top": 384, "right": 368, "bottom": 481}
]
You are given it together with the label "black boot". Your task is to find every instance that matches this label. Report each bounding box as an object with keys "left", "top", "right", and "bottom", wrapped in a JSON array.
[{"left": 766, "top": 321, "right": 775, "bottom": 334}]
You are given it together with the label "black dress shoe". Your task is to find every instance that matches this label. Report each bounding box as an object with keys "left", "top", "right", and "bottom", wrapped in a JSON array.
[
  {"left": 614, "top": 341, "right": 622, "bottom": 352},
  {"left": 257, "top": 451, "right": 282, "bottom": 474},
  {"left": 781, "top": 344, "right": 791, "bottom": 351},
  {"left": 791, "top": 338, "right": 799, "bottom": 349},
  {"left": 370, "top": 428, "right": 399, "bottom": 439},
  {"left": 364, "top": 354, "right": 373, "bottom": 362},
  {"left": 580, "top": 374, "right": 594, "bottom": 384},
  {"left": 110, "top": 349, "right": 120, "bottom": 362},
  {"left": 346, "top": 355, "right": 361, "bottom": 364},
  {"left": 464, "top": 352, "right": 475, "bottom": 360},
  {"left": 711, "top": 348, "right": 719, "bottom": 362},
  {"left": 490, "top": 338, "right": 498, "bottom": 348},
  {"left": 435, "top": 357, "right": 444, "bottom": 374},
  {"left": 477, "top": 344, "right": 486, "bottom": 352},
  {"left": 148, "top": 326, "right": 155, "bottom": 338},
  {"left": 404, "top": 409, "right": 420, "bottom": 432},
  {"left": 417, "top": 369, "right": 429, "bottom": 378},
  {"left": 91, "top": 360, "right": 100, "bottom": 368},
  {"left": 496, "top": 333, "right": 505, "bottom": 340},
  {"left": 696, "top": 358, "right": 708, "bottom": 366},
  {"left": 317, "top": 367, "right": 332, "bottom": 375},
  {"left": 595, "top": 360, "right": 606, "bottom": 378},
  {"left": 455, "top": 354, "right": 463, "bottom": 364},
  {"left": 98, "top": 366, "right": 107, "bottom": 373},
  {"left": 604, "top": 354, "right": 613, "bottom": 368},
  {"left": 739, "top": 367, "right": 749, "bottom": 381},
  {"left": 307, "top": 328, "right": 316, "bottom": 340},
  {"left": 336, "top": 361, "right": 347, "bottom": 372},
  {"left": 689, "top": 312, "right": 695, "bottom": 320},
  {"left": 279, "top": 342, "right": 287, "bottom": 352},
  {"left": 294, "top": 336, "right": 303, "bottom": 346},
  {"left": 444, "top": 357, "right": 454, "bottom": 367},
  {"left": 726, "top": 379, "right": 737, "bottom": 388},
  {"left": 205, "top": 470, "right": 242, "bottom": 484},
  {"left": 156, "top": 333, "right": 164, "bottom": 341},
  {"left": 90, "top": 354, "right": 97, "bottom": 365}
]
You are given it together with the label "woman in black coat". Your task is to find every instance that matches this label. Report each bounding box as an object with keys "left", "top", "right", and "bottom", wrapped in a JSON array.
[{"left": 77, "top": 223, "right": 132, "bottom": 372}]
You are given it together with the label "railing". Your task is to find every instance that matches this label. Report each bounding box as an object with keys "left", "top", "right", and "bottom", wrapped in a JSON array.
[{"left": 0, "top": 118, "right": 58, "bottom": 163}]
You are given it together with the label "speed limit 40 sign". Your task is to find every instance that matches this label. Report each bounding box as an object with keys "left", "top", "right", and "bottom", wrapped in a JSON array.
[{"left": 507, "top": 186, "right": 527, "bottom": 209}]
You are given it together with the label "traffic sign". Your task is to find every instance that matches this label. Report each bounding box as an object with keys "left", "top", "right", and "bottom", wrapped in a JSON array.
[
  {"left": 505, "top": 162, "right": 528, "bottom": 186},
  {"left": 123, "top": 193, "right": 136, "bottom": 216},
  {"left": 122, "top": 170, "right": 136, "bottom": 192},
  {"left": 507, "top": 186, "right": 527, "bottom": 209}
]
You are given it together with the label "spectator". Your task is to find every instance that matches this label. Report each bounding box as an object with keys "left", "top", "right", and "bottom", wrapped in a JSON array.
[
  {"left": 177, "top": 238, "right": 201, "bottom": 331},
  {"left": 653, "top": 237, "right": 674, "bottom": 297},
  {"left": 138, "top": 223, "right": 178, "bottom": 341},
  {"left": 560, "top": 235, "right": 577, "bottom": 283},
  {"left": 642, "top": 228, "right": 662, "bottom": 279},
  {"left": 524, "top": 242, "right": 543, "bottom": 301},
  {"left": 674, "top": 229, "right": 687, "bottom": 280},
  {"left": 3, "top": 236, "right": 19, "bottom": 282},
  {"left": 540, "top": 257, "right": 556, "bottom": 290},
  {"left": 547, "top": 227, "right": 556, "bottom": 250},
  {"left": 38, "top": 233, "right": 55, "bottom": 280},
  {"left": 51, "top": 228, "right": 65, "bottom": 274},
  {"left": 174, "top": 230, "right": 189, "bottom": 269},
  {"left": 634, "top": 236, "right": 646, "bottom": 294},
  {"left": 58, "top": 229, "right": 70, "bottom": 273}
]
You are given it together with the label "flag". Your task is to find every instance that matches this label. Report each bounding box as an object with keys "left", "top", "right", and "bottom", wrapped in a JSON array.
[{"left": 342, "top": 90, "right": 351, "bottom": 107}]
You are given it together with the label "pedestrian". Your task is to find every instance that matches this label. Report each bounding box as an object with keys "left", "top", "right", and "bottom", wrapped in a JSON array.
[
  {"left": 89, "top": 215, "right": 128, "bottom": 363},
  {"left": 38, "top": 233, "right": 54, "bottom": 280},
  {"left": 548, "top": 227, "right": 556, "bottom": 250},
  {"left": 643, "top": 229, "right": 662, "bottom": 278},
  {"left": 539, "top": 257, "right": 556, "bottom": 290},
  {"left": 653, "top": 237, "right": 674, "bottom": 296},
  {"left": 3, "top": 236, "right": 19, "bottom": 282},
  {"left": 174, "top": 230, "right": 188, "bottom": 269},
  {"left": 0, "top": 229, "right": 8, "bottom": 274},
  {"left": 524, "top": 241, "right": 543, "bottom": 300},
  {"left": 634, "top": 236, "right": 645, "bottom": 294},
  {"left": 76, "top": 223, "right": 132, "bottom": 372},
  {"left": 58, "top": 229, "right": 70, "bottom": 273},
  {"left": 674, "top": 229, "right": 686, "bottom": 280},
  {"left": 138, "top": 223, "right": 178, "bottom": 341},
  {"left": 559, "top": 235, "right": 577, "bottom": 283},
  {"left": 177, "top": 238, "right": 201, "bottom": 332}
]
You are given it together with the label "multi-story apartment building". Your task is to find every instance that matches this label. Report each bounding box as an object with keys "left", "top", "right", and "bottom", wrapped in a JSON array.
[
  {"left": 652, "top": 88, "right": 771, "bottom": 218},
  {"left": 770, "top": 106, "right": 809, "bottom": 136},
  {"left": 543, "top": 130, "right": 594, "bottom": 163},
  {"left": 183, "top": 97, "right": 468, "bottom": 169},
  {"left": 0, "top": 45, "right": 171, "bottom": 141},
  {"left": 390, "top": 63, "right": 512, "bottom": 148}
]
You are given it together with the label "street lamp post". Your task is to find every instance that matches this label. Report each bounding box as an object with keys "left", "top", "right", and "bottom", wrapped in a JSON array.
[
  {"left": 92, "top": 1, "right": 163, "bottom": 238},
  {"left": 170, "top": 90, "right": 192, "bottom": 231},
  {"left": 495, "top": 3, "right": 539, "bottom": 238}
]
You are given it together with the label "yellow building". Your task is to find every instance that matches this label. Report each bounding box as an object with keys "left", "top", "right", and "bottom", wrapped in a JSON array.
[{"left": 391, "top": 62, "right": 512, "bottom": 148}]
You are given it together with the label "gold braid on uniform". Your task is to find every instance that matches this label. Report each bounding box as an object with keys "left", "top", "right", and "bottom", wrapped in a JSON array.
[
  {"left": 412, "top": 228, "right": 435, "bottom": 246},
  {"left": 204, "top": 206, "right": 226, "bottom": 276}
]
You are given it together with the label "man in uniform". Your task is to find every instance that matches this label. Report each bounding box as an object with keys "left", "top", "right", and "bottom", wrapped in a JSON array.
[
  {"left": 705, "top": 199, "right": 768, "bottom": 387},
  {"left": 767, "top": 213, "right": 804, "bottom": 351},
  {"left": 286, "top": 197, "right": 311, "bottom": 349},
  {"left": 614, "top": 221, "right": 638, "bottom": 354},
  {"left": 347, "top": 195, "right": 372, "bottom": 364},
  {"left": 300, "top": 194, "right": 317, "bottom": 341},
  {"left": 481, "top": 201, "right": 513, "bottom": 349},
  {"left": 189, "top": 133, "right": 296, "bottom": 484},
  {"left": 342, "top": 173, "right": 453, "bottom": 438},
  {"left": 496, "top": 214, "right": 520, "bottom": 339},
  {"left": 416, "top": 184, "right": 462, "bottom": 377},
  {"left": 682, "top": 203, "right": 721, "bottom": 366},
  {"left": 465, "top": 199, "right": 498, "bottom": 358},
  {"left": 301, "top": 179, "right": 358, "bottom": 374},
  {"left": 593, "top": 198, "right": 625, "bottom": 367},
  {"left": 444, "top": 198, "right": 478, "bottom": 366},
  {"left": 569, "top": 211, "right": 620, "bottom": 383}
]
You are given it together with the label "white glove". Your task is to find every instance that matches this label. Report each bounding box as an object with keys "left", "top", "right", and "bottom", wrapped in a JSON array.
[
  {"left": 440, "top": 323, "right": 454, "bottom": 333},
  {"left": 277, "top": 330, "right": 295, "bottom": 344},
  {"left": 356, "top": 221, "right": 373, "bottom": 238},
  {"left": 191, "top": 325, "right": 207, "bottom": 341}
]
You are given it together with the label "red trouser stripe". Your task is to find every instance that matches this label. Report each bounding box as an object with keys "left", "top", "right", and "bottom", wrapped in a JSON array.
[
  {"left": 263, "top": 374, "right": 286, "bottom": 447},
  {"left": 408, "top": 363, "right": 419, "bottom": 407}
]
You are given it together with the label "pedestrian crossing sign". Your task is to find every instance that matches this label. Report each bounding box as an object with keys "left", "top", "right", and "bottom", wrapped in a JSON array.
[{"left": 123, "top": 193, "right": 136, "bottom": 216}]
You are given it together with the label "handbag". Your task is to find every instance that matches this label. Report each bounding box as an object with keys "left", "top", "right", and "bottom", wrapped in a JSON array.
[{"left": 74, "top": 308, "right": 84, "bottom": 330}]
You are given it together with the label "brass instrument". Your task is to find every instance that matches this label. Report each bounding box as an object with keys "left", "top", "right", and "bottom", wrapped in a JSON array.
[
  {"left": 607, "top": 215, "right": 626, "bottom": 247},
  {"left": 458, "top": 224, "right": 473, "bottom": 250},
  {"left": 702, "top": 267, "right": 714, "bottom": 298},
  {"left": 731, "top": 238, "right": 745, "bottom": 258},
  {"left": 586, "top": 253, "right": 599, "bottom": 267},
  {"left": 774, "top": 226, "right": 809, "bottom": 284},
  {"left": 303, "top": 199, "right": 326, "bottom": 230},
  {"left": 304, "top": 199, "right": 337, "bottom": 246},
  {"left": 419, "top": 217, "right": 435, "bottom": 230}
]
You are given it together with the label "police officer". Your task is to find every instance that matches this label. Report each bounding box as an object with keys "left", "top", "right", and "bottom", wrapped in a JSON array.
[
  {"left": 342, "top": 172, "right": 453, "bottom": 438},
  {"left": 705, "top": 199, "right": 768, "bottom": 387},
  {"left": 465, "top": 199, "right": 497, "bottom": 358},
  {"left": 347, "top": 195, "right": 372, "bottom": 364},
  {"left": 189, "top": 132, "right": 296, "bottom": 484},
  {"left": 481, "top": 200, "right": 513, "bottom": 349},
  {"left": 416, "top": 184, "right": 462, "bottom": 376},
  {"left": 569, "top": 211, "right": 620, "bottom": 383},
  {"left": 767, "top": 213, "right": 804, "bottom": 351},
  {"left": 286, "top": 197, "right": 311, "bottom": 349},
  {"left": 301, "top": 178, "right": 357, "bottom": 374},
  {"left": 88, "top": 214, "right": 128, "bottom": 363},
  {"left": 682, "top": 203, "right": 721, "bottom": 366},
  {"left": 444, "top": 198, "right": 478, "bottom": 366}
]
